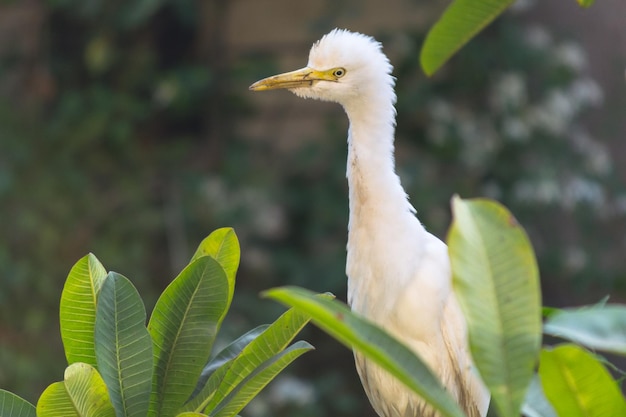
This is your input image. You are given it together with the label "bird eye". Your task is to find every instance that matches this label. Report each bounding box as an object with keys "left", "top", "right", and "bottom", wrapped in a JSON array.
[{"left": 333, "top": 68, "right": 347, "bottom": 78}]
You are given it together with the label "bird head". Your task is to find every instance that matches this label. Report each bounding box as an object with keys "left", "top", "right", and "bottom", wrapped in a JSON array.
[{"left": 249, "top": 29, "right": 395, "bottom": 108}]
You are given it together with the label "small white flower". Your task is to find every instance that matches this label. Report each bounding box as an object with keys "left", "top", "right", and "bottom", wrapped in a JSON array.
[
  {"left": 546, "top": 90, "right": 576, "bottom": 122},
  {"left": 536, "top": 179, "right": 561, "bottom": 204},
  {"left": 513, "top": 179, "right": 560, "bottom": 205},
  {"left": 490, "top": 72, "right": 528, "bottom": 112},
  {"left": 502, "top": 117, "right": 530, "bottom": 142},
  {"left": 529, "top": 90, "right": 575, "bottom": 136},
  {"left": 571, "top": 130, "right": 612, "bottom": 176},
  {"left": 569, "top": 77, "right": 604, "bottom": 108},
  {"left": 524, "top": 26, "right": 552, "bottom": 50},
  {"left": 555, "top": 42, "right": 587, "bottom": 72},
  {"left": 562, "top": 176, "right": 605, "bottom": 209}
]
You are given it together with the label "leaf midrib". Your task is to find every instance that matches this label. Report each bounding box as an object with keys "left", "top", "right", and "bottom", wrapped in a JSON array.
[
  {"left": 462, "top": 206, "right": 515, "bottom": 412},
  {"left": 156, "top": 262, "right": 210, "bottom": 414}
]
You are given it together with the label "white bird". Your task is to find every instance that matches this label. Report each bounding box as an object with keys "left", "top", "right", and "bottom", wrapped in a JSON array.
[{"left": 250, "top": 29, "right": 490, "bottom": 417}]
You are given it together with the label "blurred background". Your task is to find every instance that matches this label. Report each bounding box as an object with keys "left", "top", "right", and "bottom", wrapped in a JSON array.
[{"left": 0, "top": 0, "right": 625, "bottom": 415}]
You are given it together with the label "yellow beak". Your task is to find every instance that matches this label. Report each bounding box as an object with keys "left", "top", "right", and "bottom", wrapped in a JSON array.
[{"left": 249, "top": 67, "right": 336, "bottom": 91}]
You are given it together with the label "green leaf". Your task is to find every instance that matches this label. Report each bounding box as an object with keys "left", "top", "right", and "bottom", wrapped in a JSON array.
[
  {"left": 176, "top": 413, "right": 208, "bottom": 417},
  {"left": 448, "top": 196, "right": 542, "bottom": 417},
  {"left": 182, "top": 364, "right": 231, "bottom": 414},
  {"left": 64, "top": 363, "right": 116, "bottom": 417},
  {"left": 543, "top": 305, "right": 626, "bottom": 356},
  {"left": 37, "top": 382, "right": 79, "bottom": 417},
  {"left": 420, "top": 0, "right": 515, "bottom": 76},
  {"left": 148, "top": 256, "right": 230, "bottom": 417},
  {"left": 60, "top": 253, "right": 108, "bottom": 367},
  {"left": 184, "top": 325, "right": 269, "bottom": 412},
  {"left": 196, "top": 305, "right": 313, "bottom": 414},
  {"left": 539, "top": 344, "right": 626, "bottom": 417},
  {"left": 263, "top": 287, "right": 466, "bottom": 417},
  {"left": 211, "top": 341, "right": 314, "bottom": 417},
  {"left": 191, "top": 227, "right": 240, "bottom": 308},
  {"left": 95, "top": 272, "right": 153, "bottom": 417},
  {"left": 521, "top": 376, "right": 557, "bottom": 417},
  {"left": 577, "top": 0, "right": 596, "bottom": 7},
  {"left": 542, "top": 306, "right": 561, "bottom": 318},
  {"left": 37, "top": 363, "right": 116, "bottom": 417},
  {"left": 200, "top": 326, "right": 269, "bottom": 385},
  {"left": 0, "top": 389, "right": 36, "bottom": 417}
]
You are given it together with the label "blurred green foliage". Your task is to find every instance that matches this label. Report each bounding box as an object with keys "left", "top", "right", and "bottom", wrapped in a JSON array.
[
  {"left": 0, "top": 1, "right": 624, "bottom": 416},
  {"left": 0, "top": 0, "right": 227, "bottom": 403},
  {"left": 393, "top": 22, "right": 626, "bottom": 299}
]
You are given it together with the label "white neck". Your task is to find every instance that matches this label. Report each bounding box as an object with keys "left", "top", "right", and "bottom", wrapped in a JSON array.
[{"left": 343, "top": 91, "right": 426, "bottom": 313}]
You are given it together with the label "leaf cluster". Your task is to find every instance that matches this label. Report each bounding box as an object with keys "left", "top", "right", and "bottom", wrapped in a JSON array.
[{"left": 0, "top": 228, "right": 314, "bottom": 417}]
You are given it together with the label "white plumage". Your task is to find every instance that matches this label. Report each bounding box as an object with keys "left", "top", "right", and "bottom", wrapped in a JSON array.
[{"left": 250, "top": 29, "right": 489, "bottom": 417}]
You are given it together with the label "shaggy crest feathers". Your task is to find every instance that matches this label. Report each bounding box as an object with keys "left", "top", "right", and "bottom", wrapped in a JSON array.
[
  {"left": 291, "top": 29, "right": 396, "bottom": 108},
  {"left": 308, "top": 29, "right": 393, "bottom": 79}
]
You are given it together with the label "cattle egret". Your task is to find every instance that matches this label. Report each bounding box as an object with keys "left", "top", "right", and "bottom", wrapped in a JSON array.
[{"left": 250, "top": 29, "right": 490, "bottom": 417}]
